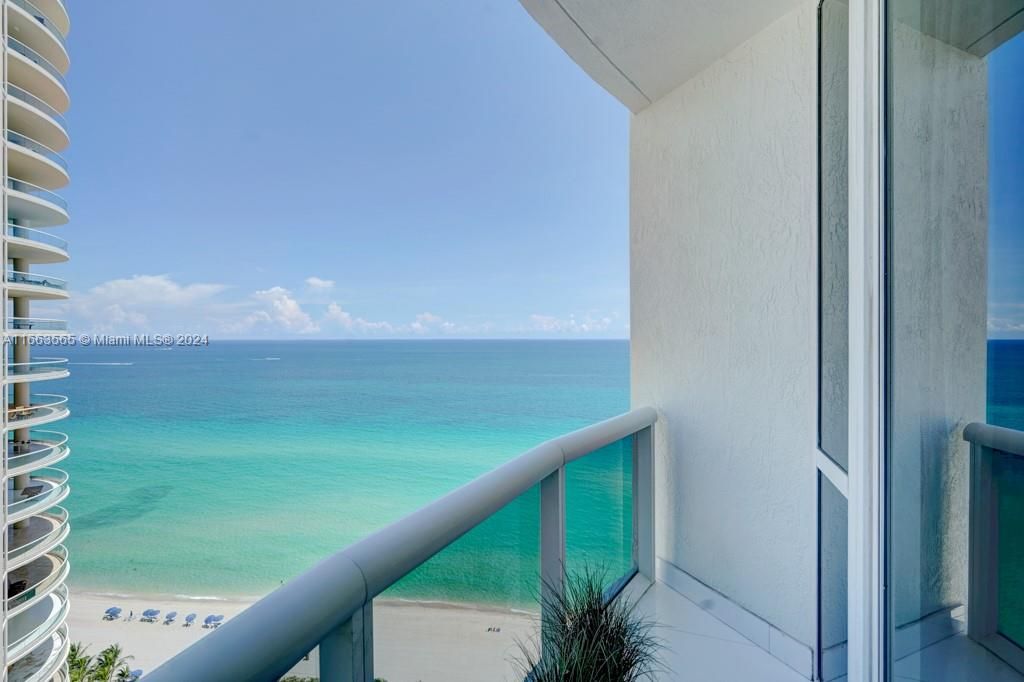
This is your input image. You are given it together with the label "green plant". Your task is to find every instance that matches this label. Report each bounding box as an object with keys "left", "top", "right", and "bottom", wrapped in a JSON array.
[
  {"left": 69, "top": 643, "right": 134, "bottom": 682},
  {"left": 513, "top": 567, "right": 662, "bottom": 682}
]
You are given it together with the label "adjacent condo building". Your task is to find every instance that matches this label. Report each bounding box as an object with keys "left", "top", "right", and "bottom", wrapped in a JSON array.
[{"left": 1, "top": 0, "right": 70, "bottom": 680}]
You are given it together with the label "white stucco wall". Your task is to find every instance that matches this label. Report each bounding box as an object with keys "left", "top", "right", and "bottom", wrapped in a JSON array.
[
  {"left": 630, "top": 2, "right": 818, "bottom": 647},
  {"left": 887, "top": 19, "right": 988, "bottom": 629}
]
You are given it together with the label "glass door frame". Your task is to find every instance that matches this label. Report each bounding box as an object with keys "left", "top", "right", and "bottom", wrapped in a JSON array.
[{"left": 845, "top": 0, "right": 886, "bottom": 679}]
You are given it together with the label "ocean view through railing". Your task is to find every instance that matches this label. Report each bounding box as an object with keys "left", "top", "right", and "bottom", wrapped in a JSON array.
[
  {"left": 146, "top": 407, "right": 656, "bottom": 681},
  {"left": 6, "top": 317, "right": 67, "bottom": 332},
  {"left": 965, "top": 422, "right": 1024, "bottom": 673}
]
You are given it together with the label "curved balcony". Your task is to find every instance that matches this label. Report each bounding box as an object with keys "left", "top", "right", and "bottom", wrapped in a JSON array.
[
  {"left": 7, "top": 432, "right": 70, "bottom": 477},
  {"left": 5, "top": 318, "right": 68, "bottom": 336},
  {"left": 7, "top": 506, "right": 69, "bottom": 569},
  {"left": 6, "top": 130, "right": 69, "bottom": 189},
  {"left": 7, "top": 585, "right": 68, "bottom": 663},
  {"left": 5, "top": 358, "right": 70, "bottom": 384},
  {"left": 6, "top": 178, "right": 68, "bottom": 226},
  {"left": 6, "top": 84, "right": 68, "bottom": 152},
  {"left": 7, "top": 394, "right": 69, "bottom": 429},
  {"left": 6, "top": 0, "right": 69, "bottom": 74},
  {"left": 7, "top": 546, "right": 68, "bottom": 614},
  {"left": 6, "top": 225, "right": 68, "bottom": 265},
  {"left": 7, "top": 469, "right": 69, "bottom": 524},
  {"left": 7, "top": 623, "right": 68, "bottom": 682},
  {"left": 6, "top": 270, "right": 69, "bottom": 300},
  {"left": 6, "top": 36, "right": 68, "bottom": 114}
]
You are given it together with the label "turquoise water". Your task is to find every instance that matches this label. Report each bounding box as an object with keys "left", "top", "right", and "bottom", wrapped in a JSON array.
[{"left": 58, "top": 340, "right": 630, "bottom": 605}]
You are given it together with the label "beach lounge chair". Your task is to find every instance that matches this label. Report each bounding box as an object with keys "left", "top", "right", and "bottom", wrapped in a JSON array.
[
  {"left": 164, "top": 611, "right": 177, "bottom": 625},
  {"left": 184, "top": 613, "right": 196, "bottom": 627}
]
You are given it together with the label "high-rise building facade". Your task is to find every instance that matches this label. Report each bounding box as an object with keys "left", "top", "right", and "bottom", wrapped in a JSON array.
[{"left": 2, "top": 0, "right": 71, "bottom": 680}]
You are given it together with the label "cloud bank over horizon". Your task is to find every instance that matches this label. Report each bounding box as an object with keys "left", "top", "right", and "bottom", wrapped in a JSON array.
[{"left": 47, "top": 274, "right": 628, "bottom": 340}]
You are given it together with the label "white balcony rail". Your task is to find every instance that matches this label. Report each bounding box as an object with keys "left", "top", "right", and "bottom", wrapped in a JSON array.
[
  {"left": 6, "top": 129, "right": 68, "bottom": 171},
  {"left": 6, "top": 317, "right": 68, "bottom": 332},
  {"left": 147, "top": 408, "right": 657, "bottom": 682},
  {"left": 6, "top": 84, "right": 68, "bottom": 130},
  {"left": 965, "top": 422, "right": 1024, "bottom": 673},
  {"left": 6, "top": 176, "right": 68, "bottom": 211},
  {"left": 8, "top": 0, "right": 68, "bottom": 50},
  {"left": 6, "top": 36, "right": 65, "bottom": 88}
]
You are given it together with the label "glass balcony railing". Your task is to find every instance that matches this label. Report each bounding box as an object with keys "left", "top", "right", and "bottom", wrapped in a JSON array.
[
  {"left": 7, "top": 225, "right": 68, "bottom": 253},
  {"left": 6, "top": 84, "right": 68, "bottom": 131},
  {"left": 6, "top": 130, "right": 67, "bottom": 171},
  {"left": 6, "top": 37, "right": 65, "bottom": 89},
  {"left": 965, "top": 423, "right": 1024, "bottom": 666},
  {"left": 6, "top": 270, "right": 68, "bottom": 291},
  {"left": 9, "top": 0, "right": 68, "bottom": 51},
  {"left": 7, "top": 506, "right": 69, "bottom": 565},
  {"left": 7, "top": 581, "right": 68, "bottom": 655},
  {"left": 7, "top": 359, "right": 69, "bottom": 382},
  {"left": 7, "top": 546, "right": 68, "bottom": 612},
  {"left": 7, "top": 394, "right": 69, "bottom": 426},
  {"left": 7, "top": 468, "right": 69, "bottom": 522},
  {"left": 9, "top": 622, "right": 69, "bottom": 682},
  {"left": 6, "top": 318, "right": 68, "bottom": 333},
  {"left": 6, "top": 178, "right": 67, "bottom": 211}
]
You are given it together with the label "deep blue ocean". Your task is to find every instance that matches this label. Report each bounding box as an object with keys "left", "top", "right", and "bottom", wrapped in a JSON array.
[{"left": 58, "top": 340, "right": 631, "bottom": 607}]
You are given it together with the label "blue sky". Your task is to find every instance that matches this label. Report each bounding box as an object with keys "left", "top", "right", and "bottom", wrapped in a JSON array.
[
  {"left": 989, "top": 34, "right": 1024, "bottom": 339},
  {"left": 52, "top": 1, "right": 629, "bottom": 338}
]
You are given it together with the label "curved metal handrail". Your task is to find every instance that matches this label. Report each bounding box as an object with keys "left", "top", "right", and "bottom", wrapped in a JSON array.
[
  {"left": 7, "top": 545, "right": 68, "bottom": 611},
  {"left": 147, "top": 407, "right": 658, "bottom": 681},
  {"left": 6, "top": 84, "right": 68, "bottom": 130},
  {"left": 6, "top": 130, "right": 68, "bottom": 171},
  {"left": 11, "top": 622, "right": 69, "bottom": 681},
  {"left": 8, "top": 0, "right": 68, "bottom": 50},
  {"left": 7, "top": 506, "right": 69, "bottom": 565},
  {"left": 7, "top": 224, "right": 68, "bottom": 252},
  {"left": 7, "top": 395, "right": 69, "bottom": 425},
  {"left": 6, "top": 36, "right": 66, "bottom": 89},
  {"left": 965, "top": 422, "right": 1024, "bottom": 457},
  {"left": 7, "top": 358, "right": 69, "bottom": 375},
  {"left": 7, "top": 432, "right": 71, "bottom": 475},
  {"left": 7, "top": 584, "right": 69, "bottom": 658},
  {"left": 7, "top": 269, "right": 68, "bottom": 291},
  {"left": 7, "top": 469, "right": 69, "bottom": 521},
  {"left": 7, "top": 177, "right": 68, "bottom": 211},
  {"left": 7, "top": 317, "right": 68, "bottom": 332}
]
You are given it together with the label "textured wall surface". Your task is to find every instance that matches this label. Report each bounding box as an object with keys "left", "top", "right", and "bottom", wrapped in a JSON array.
[
  {"left": 887, "top": 19, "right": 988, "bottom": 628},
  {"left": 630, "top": 2, "right": 818, "bottom": 646}
]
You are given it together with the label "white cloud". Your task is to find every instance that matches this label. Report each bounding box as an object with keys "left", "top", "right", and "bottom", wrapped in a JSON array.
[
  {"left": 323, "top": 303, "right": 394, "bottom": 334},
  {"left": 67, "top": 275, "right": 227, "bottom": 332},
  {"left": 245, "top": 287, "right": 319, "bottom": 334},
  {"left": 529, "top": 313, "right": 613, "bottom": 334},
  {"left": 305, "top": 276, "right": 335, "bottom": 291}
]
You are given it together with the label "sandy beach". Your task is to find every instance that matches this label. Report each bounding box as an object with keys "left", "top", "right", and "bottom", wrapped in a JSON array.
[{"left": 69, "top": 590, "right": 538, "bottom": 681}]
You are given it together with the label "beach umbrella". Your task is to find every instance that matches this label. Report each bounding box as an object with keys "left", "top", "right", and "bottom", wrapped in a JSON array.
[
  {"left": 105, "top": 607, "right": 121, "bottom": 616},
  {"left": 203, "top": 615, "right": 216, "bottom": 626},
  {"left": 165, "top": 611, "right": 178, "bottom": 619},
  {"left": 142, "top": 609, "right": 160, "bottom": 619},
  {"left": 185, "top": 613, "right": 196, "bottom": 625},
  {"left": 129, "top": 670, "right": 143, "bottom": 681}
]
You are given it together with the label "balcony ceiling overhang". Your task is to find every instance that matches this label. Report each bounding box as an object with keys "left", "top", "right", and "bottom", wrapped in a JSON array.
[{"left": 520, "top": 0, "right": 804, "bottom": 112}]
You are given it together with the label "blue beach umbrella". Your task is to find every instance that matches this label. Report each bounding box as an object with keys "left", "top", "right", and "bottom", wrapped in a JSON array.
[
  {"left": 203, "top": 615, "right": 216, "bottom": 626},
  {"left": 105, "top": 607, "right": 121, "bottom": 616},
  {"left": 185, "top": 613, "right": 197, "bottom": 625},
  {"left": 142, "top": 609, "right": 160, "bottom": 620},
  {"left": 129, "top": 670, "right": 143, "bottom": 681}
]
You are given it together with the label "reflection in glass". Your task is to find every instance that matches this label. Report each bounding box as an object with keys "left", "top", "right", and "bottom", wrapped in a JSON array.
[{"left": 819, "top": 472, "right": 847, "bottom": 680}]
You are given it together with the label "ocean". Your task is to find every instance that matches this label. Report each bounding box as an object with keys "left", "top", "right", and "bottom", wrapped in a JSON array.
[{"left": 59, "top": 340, "right": 631, "bottom": 609}]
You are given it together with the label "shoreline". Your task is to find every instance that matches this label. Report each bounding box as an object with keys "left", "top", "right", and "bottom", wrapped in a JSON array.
[{"left": 68, "top": 588, "right": 539, "bottom": 680}]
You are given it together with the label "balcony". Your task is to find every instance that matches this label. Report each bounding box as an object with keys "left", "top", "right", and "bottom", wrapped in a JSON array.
[
  {"left": 7, "top": 506, "right": 69, "bottom": 568},
  {"left": 5, "top": 318, "right": 68, "bottom": 335},
  {"left": 7, "top": 623, "right": 69, "bottom": 682},
  {"left": 5, "top": 270, "right": 69, "bottom": 300},
  {"left": 7, "top": 432, "right": 71, "bottom": 477},
  {"left": 5, "top": 0, "right": 69, "bottom": 75},
  {"left": 7, "top": 468, "right": 69, "bottom": 524},
  {"left": 6, "top": 130, "right": 69, "bottom": 189},
  {"left": 7, "top": 545, "right": 68, "bottom": 614},
  {"left": 6, "top": 84, "right": 69, "bottom": 152},
  {"left": 6, "top": 394, "right": 70, "bottom": 429},
  {"left": 6, "top": 36, "right": 68, "bottom": 114},
  {"left": 6, "top": 225, "right": 69, "bottom": 264},
  {"left": 5, "top": 358, "right": 70, "bottom": 384},
  {"left": 7, "top": 586, "right": 69, "bottom": 666},
  {"left": 6, "top": 178, "right": 68, "bottom": 227}
]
